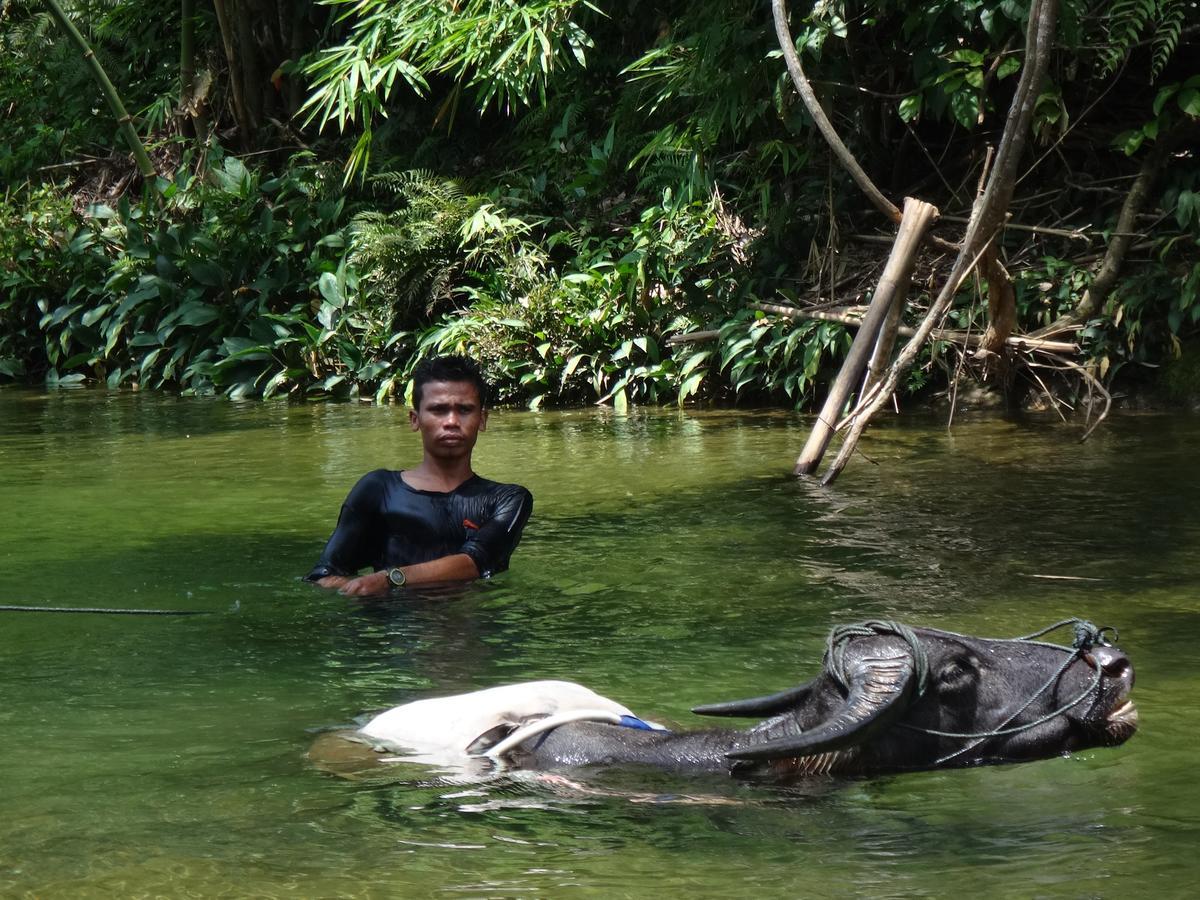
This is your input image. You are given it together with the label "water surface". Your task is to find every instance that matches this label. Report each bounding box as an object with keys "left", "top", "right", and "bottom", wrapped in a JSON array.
[{"left": 1, "top": 388, "right": 1196, "bottom": 897}]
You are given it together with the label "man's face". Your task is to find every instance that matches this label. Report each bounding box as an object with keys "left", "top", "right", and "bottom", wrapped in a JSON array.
[{"left": 410, "top": 380, "right": 487, "bottom": 460}]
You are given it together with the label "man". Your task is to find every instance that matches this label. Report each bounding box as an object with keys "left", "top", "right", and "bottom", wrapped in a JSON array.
[{"left": 306, "top": 355, "right": 533, "bottom": 596}]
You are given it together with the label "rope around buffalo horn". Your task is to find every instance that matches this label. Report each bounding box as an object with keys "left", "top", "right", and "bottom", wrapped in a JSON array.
[{"left": 825, "top": 620, "right": 930, "bottom": 696}]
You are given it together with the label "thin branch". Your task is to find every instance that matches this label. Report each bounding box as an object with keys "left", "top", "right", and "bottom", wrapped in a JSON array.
[
  {"left": 1027, "top": 353, "right": 1112, "bottom": 440},
  {"left": 771, "top": 0, "right": 901, "bottom": 224},
  {"left": 748, "top": 302, "right": 1080, "bottom": 353},
  {"left": 937, "top": 214, "right": 1091, "bottom": 240},
  {"left": 903, "top": 120, "right": 963, "bottom": 207}
]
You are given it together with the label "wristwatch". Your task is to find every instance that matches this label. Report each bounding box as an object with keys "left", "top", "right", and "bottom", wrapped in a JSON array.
[{"left": 386, "top": 566, "right": 407, "bottom": 588}]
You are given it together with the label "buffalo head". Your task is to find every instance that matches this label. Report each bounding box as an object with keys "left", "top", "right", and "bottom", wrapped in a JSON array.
[{"left": 697, "top": 619, "right": 1137, "bottom": 775}]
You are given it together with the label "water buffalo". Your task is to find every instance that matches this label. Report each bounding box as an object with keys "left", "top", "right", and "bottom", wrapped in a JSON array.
[{"left": 311, "top": 619, "right": 1137, "bottom": 780}]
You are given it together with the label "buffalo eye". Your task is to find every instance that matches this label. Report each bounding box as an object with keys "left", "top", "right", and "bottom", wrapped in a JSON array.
[{"left": 935, "top": 656, "right": 980, "bottom": 693}]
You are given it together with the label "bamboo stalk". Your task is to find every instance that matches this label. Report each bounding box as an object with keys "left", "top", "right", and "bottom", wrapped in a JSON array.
[{"left": 41, "top": 0, "right": 156, "bottom": 180}]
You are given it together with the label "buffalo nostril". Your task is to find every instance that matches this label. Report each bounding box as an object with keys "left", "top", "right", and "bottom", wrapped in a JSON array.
[
  {"left": 1088, "top": 647, "right": 1133, "bottom": 683},
  {"left": 1104, "top": 658, "right": 1132, "bottom": 681}
]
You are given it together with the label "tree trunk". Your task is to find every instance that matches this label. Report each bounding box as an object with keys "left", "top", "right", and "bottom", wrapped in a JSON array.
[
  {"left": 1043, "top": 132, "right": 1181, "bottom": 329},
  {"left": 179, "top": 0, "right": 211, "bottom": 141},
  {"left": 210, "top": 0, "right": 303, "bottom": 150},
  {"left": 977, "top": 244, "right": 1016, "bottom": 355}
]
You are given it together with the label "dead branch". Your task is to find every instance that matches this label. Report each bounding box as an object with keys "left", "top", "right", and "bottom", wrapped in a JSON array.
[
  {"left": 748, "top": 302, "right": 1079, "bottom": 354},
  {"left": 819, "top": 0, "right": 1061, "bottom": 485},
  {"left": 937, "top": 215, "right": 1092, "bottom": 241},
  {"left": 977, "top": 243, "right": 1016, "bottom": 355},
  {"left": 1027, "top": 352, "right": 1112, "bottom": 440},
  {"left": 665, "top": 330, "right": 721, "bottom": 346}
]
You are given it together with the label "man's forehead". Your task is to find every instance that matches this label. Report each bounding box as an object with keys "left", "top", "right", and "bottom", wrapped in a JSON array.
[{"left": 419, "top": 380, "right": 482, "bottom": 404}]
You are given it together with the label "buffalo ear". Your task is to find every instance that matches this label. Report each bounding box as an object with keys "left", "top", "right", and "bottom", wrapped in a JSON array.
[
  {"left": 692, "top": 680, "right": 817, "bottom": 718},
  {"left": 465, "top": 724, "right": 516, "bottom": 756}
]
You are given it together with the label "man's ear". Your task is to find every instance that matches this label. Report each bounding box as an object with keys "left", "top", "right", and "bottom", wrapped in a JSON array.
[
  {"left": 409, "top": 407, "right": 420, "bottom": 430},
  {"left": 479, "top": 409, "right": 488, "bottom": 431}
]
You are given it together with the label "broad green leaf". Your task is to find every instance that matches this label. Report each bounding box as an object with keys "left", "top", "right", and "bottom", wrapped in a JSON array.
[
  {"left": 1153, "top": 85, "right": 1178, "bottom": 116},
  {"left": 997, "top": 57, "right": 1021, "bottom": 80},
  {"left": 1179, "top": 88, "right": 1200, "bottom": 118},
  {"left": 81, "top": 304, "right": 114, "bottom": 327},
  {"left": 950, "top": 90, "right": 979, "bottom": 129},
  {"left": 262, "top": 370, "right": 290, "bottom": 399},
  {"left": 318, "top": 271, "right": 345, "bottom": 307},
  {"left": 562, "top": 353, "right": 587, "bottom": 379},
  {"left": 46, "top": 304, "right": 81, "bottom": 327},
  {"left": 178, "top": 303, "right": 220, "bottom": 327},
  {"left": 679, "top": 350, "right": 711, "bottom": 377},
  {"left": 678, "top": 371, "right": 705, "bottom": 403}
]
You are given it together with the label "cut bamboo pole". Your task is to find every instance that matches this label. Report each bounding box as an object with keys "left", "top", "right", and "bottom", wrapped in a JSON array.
[
  {"left": 794, "top": 197, "right": 939, "bottom": 475},
  {"left": 863, "top": 272, "right": 911, "bottom": 397}
]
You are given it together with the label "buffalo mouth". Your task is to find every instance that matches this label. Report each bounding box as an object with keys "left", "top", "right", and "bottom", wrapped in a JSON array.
[{"left": 1103, "top": 697, "right": 1138, "bottom": 744}]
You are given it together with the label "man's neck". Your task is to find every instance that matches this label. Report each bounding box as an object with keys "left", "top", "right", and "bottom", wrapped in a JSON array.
[{"left": 403, "top": 459, "right": 475, "bottom": 493}]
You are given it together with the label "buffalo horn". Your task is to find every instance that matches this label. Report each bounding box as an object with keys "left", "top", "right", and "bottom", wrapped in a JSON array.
[
  {"left": 691, "top": 680, "right": 816, "bottom": 718},
  {"left": 727, "top": 652, "right": 915, "bottom": 761}
]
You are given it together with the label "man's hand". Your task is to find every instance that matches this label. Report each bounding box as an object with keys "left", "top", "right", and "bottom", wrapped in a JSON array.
[
  {"left": 338, "top": 571, "right": 391, "bottom": 597},
  {"left": 312, "top": 554, "right": 480, "bottom": 597}
]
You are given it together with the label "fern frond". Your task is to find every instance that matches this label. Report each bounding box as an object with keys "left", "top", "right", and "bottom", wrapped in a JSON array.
[
  {"left": 1098, "top": 0, "right": 1157, "bottom": 76},
  {"left": 1151, "top": 0, "right": 1187, "bottom": 80}
]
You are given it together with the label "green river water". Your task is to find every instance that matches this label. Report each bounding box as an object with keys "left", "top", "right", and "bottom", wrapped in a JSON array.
[{"left": 1, "top": 388, "right": 1197, "bottom": 898}]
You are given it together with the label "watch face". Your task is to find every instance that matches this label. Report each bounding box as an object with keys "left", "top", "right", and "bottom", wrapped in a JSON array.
[{"left": 388, "top": 567, "right": 405, "bottom": 587}]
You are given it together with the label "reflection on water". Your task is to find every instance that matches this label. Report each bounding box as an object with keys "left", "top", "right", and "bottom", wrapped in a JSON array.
[{"left": 1, "top": 388, "right": 1199, "bottom": 895}]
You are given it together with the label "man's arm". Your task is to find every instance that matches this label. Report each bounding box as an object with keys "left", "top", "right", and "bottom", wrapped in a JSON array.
[
  {"left": 459, "top": 485, "right": 533, "bottom": 577},
  {"left": 335, "top": 553, "right": 480, "bottom": 597},
  {"left": 306, "top": 472, "right": 385, "bottom": 585}
]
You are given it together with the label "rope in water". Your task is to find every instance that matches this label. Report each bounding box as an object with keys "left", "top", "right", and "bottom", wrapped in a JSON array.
[
  {"left": 823, "top": 617, "right": 1114, "bottom": 764},
  {"left": 0, "top": 604, "right": 209, "bottom": 615}
]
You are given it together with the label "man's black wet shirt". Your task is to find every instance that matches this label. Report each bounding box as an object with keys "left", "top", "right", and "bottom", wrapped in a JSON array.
[{"left": 306, "top": 470, "right": 533, "bottom": 581}]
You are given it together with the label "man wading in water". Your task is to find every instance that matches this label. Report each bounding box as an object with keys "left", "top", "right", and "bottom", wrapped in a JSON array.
[{"left": 306, "top": 355, "right": 533, "bottom": 596}]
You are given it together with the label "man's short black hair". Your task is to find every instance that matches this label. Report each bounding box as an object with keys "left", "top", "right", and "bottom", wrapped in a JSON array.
[{"left": 411, "top": 355, "right": 489, "bottom": 410}]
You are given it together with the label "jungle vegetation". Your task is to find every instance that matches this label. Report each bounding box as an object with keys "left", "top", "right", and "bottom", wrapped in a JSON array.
[{"left": 1, "top": 0, "right": 1197, "bottom": 412}]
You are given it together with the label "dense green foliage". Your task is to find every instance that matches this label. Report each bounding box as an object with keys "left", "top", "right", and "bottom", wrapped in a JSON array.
[{"left": 1, "top": 0, "right": 1197, "bottom": 406}]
